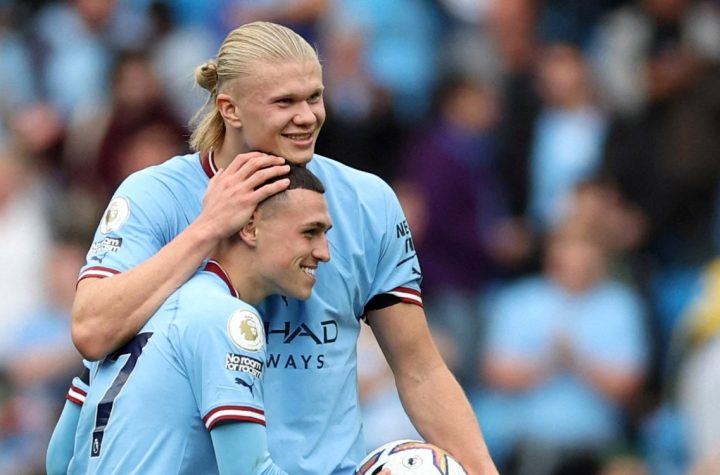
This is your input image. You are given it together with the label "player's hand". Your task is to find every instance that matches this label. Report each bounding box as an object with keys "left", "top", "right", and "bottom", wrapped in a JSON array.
[{"left": 197, "top": 152, "right": 290, "bottom": 239}]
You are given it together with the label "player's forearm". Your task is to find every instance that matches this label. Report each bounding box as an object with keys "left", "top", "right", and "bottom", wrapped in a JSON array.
[
  {"left": 397, "top": 364, "right": 499, "bottom": 475},
  {"left": 72, "top": 222, "right": 220, "bottom": 359},
  {"left": 211, "top": 423, "right": 289, "bottom": 475},
  {"left": 46, "top": 400, "right": 81, "bottom": 475}
]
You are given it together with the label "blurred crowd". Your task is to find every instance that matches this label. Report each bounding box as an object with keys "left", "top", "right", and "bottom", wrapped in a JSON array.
[{"left": 1, "top": 0, "right": 720, "bottom": 474}]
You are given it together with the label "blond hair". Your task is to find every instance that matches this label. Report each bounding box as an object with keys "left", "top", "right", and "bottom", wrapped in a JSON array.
[{"left": 189, "top": 22, "right": 320, "bottom": 153}]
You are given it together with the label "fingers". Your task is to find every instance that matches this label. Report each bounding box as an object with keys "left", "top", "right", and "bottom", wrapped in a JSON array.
[
  {"left": 252, "top": 177, "right": 290, "bottom": 202},
  {"left": 221, "top": 151, "right": 269, "bottom": 173},
  {"left": 198, "top": 151, "right": 293, "bottom": 240},
  {"left": 219, "top": 153, "right": 291, "bottom": 194},
  {"left": 243, "top": 162, "right": 291, "bottom": 191},
  {"left": 225, "top": 151, "right": 287, "bottom": 179}
]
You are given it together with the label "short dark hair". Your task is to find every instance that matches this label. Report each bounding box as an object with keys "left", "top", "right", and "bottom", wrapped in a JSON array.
[
  {"left": 258, "top": 160, "right": 325, "bottom": 197},
  {"left": 227, "top": 161, "right": 326, "bottom": 243}
]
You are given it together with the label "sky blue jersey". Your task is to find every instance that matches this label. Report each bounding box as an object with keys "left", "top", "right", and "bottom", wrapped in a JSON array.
[
  {"left": 77, "top": 152, "right": 423, "bottom": 474},
  {"left": 68, "top": 261, "right": 267, "bottom": 475}
]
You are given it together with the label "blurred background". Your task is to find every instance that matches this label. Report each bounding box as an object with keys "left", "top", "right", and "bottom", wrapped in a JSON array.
[{"left": 1, "top": 0, "right": 720, "bottom": 474}]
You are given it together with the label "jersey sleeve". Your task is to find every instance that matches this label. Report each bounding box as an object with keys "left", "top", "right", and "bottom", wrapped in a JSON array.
[
  {"left": 65, "top": 365, "right": 91, "bottom": 406},
  {"left": 78, "top": 171, "right": 183, "bottom": 281},
  {"left": 177, "top": 303, "right": 267, "bottom": 430},
  {"left": 363, "top": 180, "right": 423, "bottom": 315},
  {"left": 46, "top": 399, "right": 82, "bottom": 475},
  {"left": 211, "top": 423, "right": 289, "bottom": 475}
]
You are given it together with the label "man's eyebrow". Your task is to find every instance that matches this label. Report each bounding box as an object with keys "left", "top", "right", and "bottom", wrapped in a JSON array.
[
  {"left": 270, "top": 86, "right": 325, "bottom": 100},
  {"left": 306, "top": 221, "right": 332, "bottom": 232}
]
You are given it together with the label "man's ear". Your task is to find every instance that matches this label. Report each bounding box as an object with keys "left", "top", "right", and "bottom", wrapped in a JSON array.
[
  {"left": 238, "top": 213, "right": 258, "bottom": 247},
  {"left": 216, "top": 93, "right": 243, "bottom": 128}
]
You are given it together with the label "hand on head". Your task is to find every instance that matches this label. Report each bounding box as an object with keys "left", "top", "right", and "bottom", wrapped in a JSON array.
[{"left": 198, "top": 152, "right": 290, "bottom": 241}]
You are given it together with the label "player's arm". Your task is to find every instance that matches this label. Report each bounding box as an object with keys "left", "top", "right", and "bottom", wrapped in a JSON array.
[
  {"left": 368, "top": 303, "right": 499, "bottom": 475},
  {"left": 46, "top": 368, "right": 89, "bottom": 475},
  {"left": 211, "top": 422, "right": 289, "bottom": 475},
  {"left": 46, "top": 399, "right": 81, "bottom": 475},
  {"left": 72, "top": 153, "right": 290, "bottom": 360}
]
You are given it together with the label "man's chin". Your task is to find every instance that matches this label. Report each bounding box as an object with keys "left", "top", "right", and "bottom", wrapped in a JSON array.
[
  {"left": 248, "top": 147, "right": 314, "bottom": 165},
  {"left": 285, "top": 151, "right": 314, "bottom": 166}
]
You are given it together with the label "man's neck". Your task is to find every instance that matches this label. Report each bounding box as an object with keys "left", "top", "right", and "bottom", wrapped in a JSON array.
[
  {"left": 212, "top": 251, "right": 266, "bottom": 307},
  {"left": 213, "top": 144, "right": 236, "bottom": 170}
]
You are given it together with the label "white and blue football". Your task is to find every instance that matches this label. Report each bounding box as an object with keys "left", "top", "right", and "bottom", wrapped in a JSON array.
[{"left": 356, "top": 439, "right": 468, "bottom": 475}]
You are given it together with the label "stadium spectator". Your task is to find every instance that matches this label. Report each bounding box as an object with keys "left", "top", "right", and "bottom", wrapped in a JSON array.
[
  {"left": 475, "top": 218, "right": 649, "bottom": 474},
  {"left": 527, "top": 41, "right": 609, "bottom": 234},
  {"left": 64, "top": 49, "right": 187, "bottom": 194},
  {"left": 30, "top": 0, "right": 151, "bottom": 118},
  {"left": 595, "top": 0, "right": 720, "bottom": 375},
  {"left": 0, "top": 3, "right": 38, "bottom": 144},
  {"left": 323, "top": 0, "right": 444, "bottom": 122},
  {"left": 0, "top": 148, "right": 52, "bottom": 356},
  {"left": 145, "top": 1, "right": 218, "bottom": 122},
  {"left": 396, "top": 74, "right": 530, "bottom": 387},
  {"left": 2, "top": 238, "right": 85, "bottom": 474},
  {"left": 487, "top": 0, "right": 542, "bottom": 231},
  {"left": 314, "top": 23, "right": 405, "bottom": 182}
]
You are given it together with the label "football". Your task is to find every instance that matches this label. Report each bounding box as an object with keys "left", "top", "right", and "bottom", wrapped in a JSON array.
[{"left": 356, "top": 439, "right": 468, "bottom": 475}]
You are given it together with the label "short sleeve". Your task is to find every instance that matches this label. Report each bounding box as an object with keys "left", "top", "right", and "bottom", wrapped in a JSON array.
[
  {"left": 66, "top": 363, "right": 92, "bottom": 406},
  {"left": 178, "top": 304, "right": 267, "bottom": 431},
  {"left": 364, "top": 180, "right": 423, "bottom": 314},
  {"left": 78, "top": 171, "right": 183, "bottom": 281}
]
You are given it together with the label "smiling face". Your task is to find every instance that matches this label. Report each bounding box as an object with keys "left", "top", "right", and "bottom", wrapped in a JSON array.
[
  {"left": 231, "top": 59, "right": 325, "bottom": 165},
  {"left": 254, "top": 188, "right": 332, "bottom": 300}
]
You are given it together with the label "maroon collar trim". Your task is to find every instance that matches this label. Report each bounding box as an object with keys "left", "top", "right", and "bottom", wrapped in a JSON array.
[
  {"left": 200, "top": 151, "right": 218, "bottom": 178},
  {"left": 204, "top": 259, "right": 239, "bottom": 298}
]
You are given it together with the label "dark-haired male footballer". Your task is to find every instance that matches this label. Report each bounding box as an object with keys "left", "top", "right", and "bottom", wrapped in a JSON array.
[{"left": 49, "top": 164, "right": 330, "bottom": 474}]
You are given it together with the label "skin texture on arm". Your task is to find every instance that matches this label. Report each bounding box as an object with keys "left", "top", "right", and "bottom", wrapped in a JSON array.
[
  {"left": 368, "top": 303, "right": 499, "bottom": 475},
  {"left": 46, "top": 400, "right": 81, "bottom": 475},
  {"left": 211, "top": 422, "right": 289, "bottom": 475},
  {"left": 71, "top": 153, "right": 289, "bottom": 360}
]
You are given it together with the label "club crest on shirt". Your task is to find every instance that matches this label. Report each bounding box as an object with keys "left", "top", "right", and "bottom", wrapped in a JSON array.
[
  {"left": 227, "top": 310, "right": 265, "bottom": 352},
  {"left": 99, "top": 197, "right": 130, "bottom": 235}
]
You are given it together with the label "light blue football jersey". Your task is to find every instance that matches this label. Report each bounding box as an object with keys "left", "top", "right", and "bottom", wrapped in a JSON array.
[
  {"left": 79, "top": 153, "right": 212, "bottom": 280},
  {"left": 78, "top": 153, "right": 423, "bottom": 474},
  {"left": 69, "top": 261, "right": 267, "bottom": 474}
]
